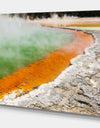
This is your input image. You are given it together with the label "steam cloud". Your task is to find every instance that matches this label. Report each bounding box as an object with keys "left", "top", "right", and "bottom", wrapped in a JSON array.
[{"left": 0, "top": 15, "right": 74, "bottom": 78}]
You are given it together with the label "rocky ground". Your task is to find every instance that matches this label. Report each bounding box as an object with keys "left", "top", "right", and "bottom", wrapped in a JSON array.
[{"left": 0, "top": 27, "right": 100, "bottom": 116}]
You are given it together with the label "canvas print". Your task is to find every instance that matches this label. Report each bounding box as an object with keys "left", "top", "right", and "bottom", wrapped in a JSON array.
[{"left": 0, "top": 11, "right": 100, "bottom": 116}]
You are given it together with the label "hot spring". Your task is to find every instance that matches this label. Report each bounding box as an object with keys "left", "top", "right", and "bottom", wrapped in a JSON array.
[{"left": 0, "top": 16, "right": 75, "bottom": 79}]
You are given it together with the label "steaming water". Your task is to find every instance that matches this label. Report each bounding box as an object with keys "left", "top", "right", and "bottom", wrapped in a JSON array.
[{"left": 0, "top": 16, "right": 75, "bottom": 79}]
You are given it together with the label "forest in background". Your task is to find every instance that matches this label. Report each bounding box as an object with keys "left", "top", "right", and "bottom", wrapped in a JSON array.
[{"left": 9, "top": 11, "right": 100, "bottom": 19}]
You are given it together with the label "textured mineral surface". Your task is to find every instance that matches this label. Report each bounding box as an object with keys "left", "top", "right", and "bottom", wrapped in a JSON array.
[{"left": 0, "top": 27, "right": 100, "bottom": 116}]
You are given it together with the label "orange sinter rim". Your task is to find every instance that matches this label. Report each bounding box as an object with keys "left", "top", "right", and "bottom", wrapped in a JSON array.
[{"left": 0, "top": 28, "right": 94, "bottom": 98}]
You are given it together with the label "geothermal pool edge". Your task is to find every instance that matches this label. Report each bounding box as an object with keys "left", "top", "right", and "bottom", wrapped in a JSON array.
[
  {"left": 1, "top": 27, "right": 100, "bottom": 116},
  {"left": 0, "top": 28, "right": 94, "bottom": 99}
]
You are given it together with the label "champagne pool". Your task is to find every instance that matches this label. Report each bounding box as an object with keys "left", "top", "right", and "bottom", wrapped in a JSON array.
[
  {"left": 0, "top": 16, "right": 94, "bottom": 98},
  {"left": 0, "top": 16, "right": 75, "bottom": 79}
]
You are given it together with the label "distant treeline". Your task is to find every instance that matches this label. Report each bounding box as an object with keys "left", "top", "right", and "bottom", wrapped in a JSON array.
[{"left": 9, "top": 11, "right": 100, "bottom": 19}]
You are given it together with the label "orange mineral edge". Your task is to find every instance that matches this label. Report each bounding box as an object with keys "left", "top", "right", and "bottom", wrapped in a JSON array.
[{"left": 0, "top": 28, "right": 94, "bottom": 98}]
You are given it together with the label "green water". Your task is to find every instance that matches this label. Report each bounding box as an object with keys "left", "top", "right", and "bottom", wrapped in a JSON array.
[{"left": 0, "top": 16, "right": 75, "bottom": 79}]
